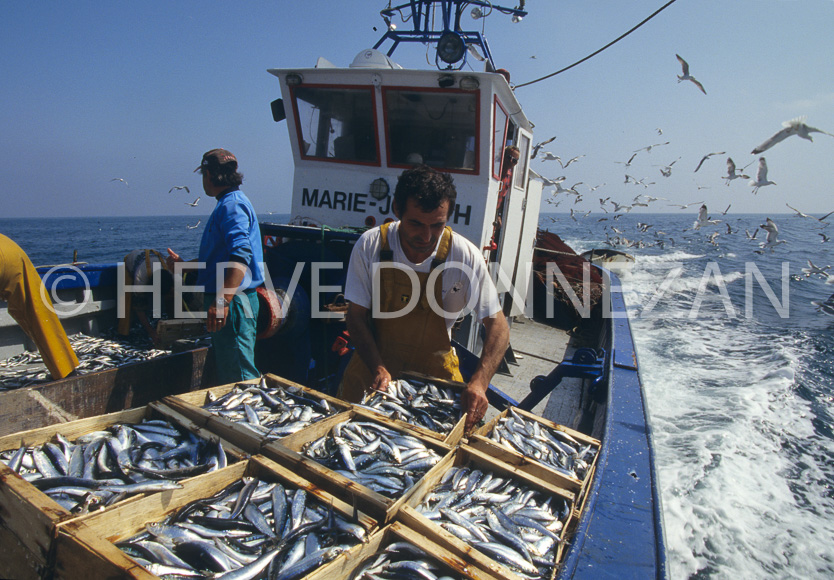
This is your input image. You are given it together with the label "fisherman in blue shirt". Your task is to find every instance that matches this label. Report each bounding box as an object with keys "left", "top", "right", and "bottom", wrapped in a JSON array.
[{"left": 167, "top": 149, "right": 264, "bottom": 383}]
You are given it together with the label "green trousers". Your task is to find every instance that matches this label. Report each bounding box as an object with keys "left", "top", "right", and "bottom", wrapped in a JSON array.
[{"left": 206, "top": 291, "right": 259, "bottom": 384}]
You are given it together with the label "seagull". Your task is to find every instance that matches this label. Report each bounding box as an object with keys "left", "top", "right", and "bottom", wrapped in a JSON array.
[
  {"left": 558, "top": 155, "right": 585, "bottom": 169},
  {"left": 531, "top": 136, "right": 557, "bottom": 159},
  {"left": 721, "top": 204, "right": 731, "bottom": 215},
  {"left": 723, "top": 157, "right": 749, "bottom": 185},
  {"left": 169, "top": 185, "right": 190, "bottom": 194},
  {"left": 759, "top": 217, "right": 786, "bottom": 250},
  {"left": 667, "top": 201, "right": 704, "bottom": 210},
  {"left": 634, "top": 142, "right": 670, "bottom": 154},
  {"left": 820, "top": 233, "right": 831, "bottom": 243},
  {"left": 659, "top": 158, "right": 680, "bottom": 177},
  {"left": 707, "top": 231, "right": 720, "bottom": 246},
  {"left": 811, "top": 293, "right": 834, "bottom": 316},
  {"left": 751, "top": 116, "right": 834, "bottom": 154},
  {"left": 749, "top": 157, "right": 776, "bottom": 194},
  {"left": 693, "top": 204, "right": 720, "bottom": 230},
  {"left": 616, "top": 152, "right": 639, "bottom": 166},
  {"left": 745, "top": 228, "right": 759, "bottom": 240},
  {"left": 786, "top": 203, "right": 813, "bottom": 219},
  {"left": 186, "top": 219, "right": 202, "bottom": 229},
  {"left": 611, "top": 202, "right": 632, "bottom": 213},
  {"left": 694, "top": 151, "right": 726, "bottom": 172},
  {"left": 676, "top": 54, "right": 707, "bottom": 94},
  {"left": 110, "top": 178, "right": 128, "bottom": 187},
  {"left": 801, "top": 260, "right": 830, "bottom": 278},
  {"left": 539, "top": 151, "right": 561, "bottom": 162},
  {"left": 185, "top": 197, "right": 200, "bottom": 207}
]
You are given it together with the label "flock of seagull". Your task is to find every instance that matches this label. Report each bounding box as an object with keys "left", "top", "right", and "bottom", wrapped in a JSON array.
[
  {"left": 108, "top": 180, "right": 201, "bottom": 229},
  {"left": 532, "top": 54, "right": 834, "bottom": 311},
  {"left": 533, "top": 54, "right": 834, "bottom": 261}
]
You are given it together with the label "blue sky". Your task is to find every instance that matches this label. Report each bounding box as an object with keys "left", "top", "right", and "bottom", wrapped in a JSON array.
[{"left": 1, "top": 1, "right": 832, "bottom": 218}]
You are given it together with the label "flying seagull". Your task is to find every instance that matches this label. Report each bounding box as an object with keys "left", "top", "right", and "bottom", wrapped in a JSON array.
[
  {"left": 676, "top": 54, "right": 707, "bottom": 94},
  {"left": 759, "top": 217, "right": 786, "bottom": 250},
  {"left": 186, "top": 219, "right": 202, "bottom": 229},
  {"left": 723, "top": 157, "right": 749, "bottom": 185},
  {"left": 531, "top": 136, "right": 557, "bottom": 159},
  {"left": 634, "top": 141, "right": 670, "bottom": 154},
  {"left": 185, "top": 197, "right": 200, "bottom": 207},
  {"left": 801, "top": 260, "right": 830, "bottom": 278},
  {"left": 110, "top": 178, "right": 128, "bottom": 187},
  {"left": 749, "top": 157, "right": 776, "bottom": 194},
  {"left": 751, "top": 116, "right": 834, "bottom": 154},
  {"left": 169, "top": 185, "right": 190, "bottom": 194},
  {"left": 693, "top": 204, "right": 720, "bottom": 230},
  {"left": 694, "top": 151, "right": 726, "bottom": 172},
  {"left": 558, "top": 155, "right": 585, "bottom": 169}
]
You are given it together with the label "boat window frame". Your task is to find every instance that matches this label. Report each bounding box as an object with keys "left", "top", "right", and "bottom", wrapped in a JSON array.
[
  {"left": 492, "top": 96, "right": 510, "bottom": 180},
  {"left": 381, "top": 85, "right": 480, "bottom": 175},
  {"left": 514, "top": 132, "right": 530, "bottom": 190},
  {"left": 288, "top": 83, "right": 381, "bottom": 167}
]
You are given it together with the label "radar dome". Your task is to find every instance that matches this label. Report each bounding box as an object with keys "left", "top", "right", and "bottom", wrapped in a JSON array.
[{"left": 350, "top": 49, "right": 402, "bottom": 69}]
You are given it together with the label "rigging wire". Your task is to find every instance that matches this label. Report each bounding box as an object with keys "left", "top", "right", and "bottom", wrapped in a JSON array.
[{"left": 513, "top": 0, "right": 680, "bottom": 89}]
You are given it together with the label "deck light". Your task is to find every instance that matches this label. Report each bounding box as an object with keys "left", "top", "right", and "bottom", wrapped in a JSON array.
[
  {"left": 285, "top": 73, "right": 303, "bottom": 86},
  {"left": 471, "top": 7, "right": 483, "bottom": 19},
  {"left": 369, "top": 178, "right": 389, "bottom": 200},
  {"left": 437, "top": 75, "right": 455, "bottom": 88},
  {"left": 437, "top": 31, "right": 466, "bottom": 64},
  {"left": 459, "top": 76, "right": 479, "bottom": 90}
]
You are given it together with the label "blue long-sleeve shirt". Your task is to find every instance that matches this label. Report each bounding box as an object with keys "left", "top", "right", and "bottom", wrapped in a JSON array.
[{"left": 197, "top": 189, "right": 264, "bottom": 293}]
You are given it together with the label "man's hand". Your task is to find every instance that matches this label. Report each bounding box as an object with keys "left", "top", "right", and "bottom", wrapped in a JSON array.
[
  {"left": 370, "top": 366, "right": 393, "bottom": 394},
  {"left": 166, "top": 248, "right": 183, "bottom": 271},
  {"left": 461, "top": 380, "right": 489, "bottom": 433},
  {"left": 206, "top": 299, "right": 229, "bottom": 333}
]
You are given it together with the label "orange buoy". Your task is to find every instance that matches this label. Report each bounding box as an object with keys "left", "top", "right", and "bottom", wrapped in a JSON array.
[{"left": 256, "top": 286, "right": 283, "bottom": 339}]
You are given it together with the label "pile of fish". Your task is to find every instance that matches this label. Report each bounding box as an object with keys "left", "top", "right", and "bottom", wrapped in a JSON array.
[
  {"left": 350, "top": 540, "right": 463, "bottom": 579},
  {"left": 0, "top": 418, "right": 228, "bottom": 513},
  {"left": 302, "top": 419, "right": 444, "bottom": 498},
  {"left": 118, "top": 476, "right": 369, "bottom": 580},
  {"left": 487, "top": 408, "right": 597, "bottom": 481},
  {"left": 356, "top": 379, "right": 462, "bottom": 435},
  {"left": 415, "top": 465, "right": 571, "bottom": 579},
  {"left": 201, "top": 378, "right": 340, "bottom": 439},
  {"left": 0, "top": 333, "right": 167, "bottom": 390}
]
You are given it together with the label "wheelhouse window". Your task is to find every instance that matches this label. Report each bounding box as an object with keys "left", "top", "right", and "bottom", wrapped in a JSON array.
[
  {"left": 384, "top": 88, "right": 478, "bottom": 172},
  {"left": 292, "top": 86, "right": 378, "bottom": 163},
  {"left": 492, "top": 98, "right": 509, "bottom": 179}
]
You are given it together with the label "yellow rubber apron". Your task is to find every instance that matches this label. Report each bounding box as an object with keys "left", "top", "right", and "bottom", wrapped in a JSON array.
[
  {"left": 0, "top": 234, "right": 79, "bottom": 379},
  {"left": 339, "top": 224, "right": 463, "bottom": 402}
]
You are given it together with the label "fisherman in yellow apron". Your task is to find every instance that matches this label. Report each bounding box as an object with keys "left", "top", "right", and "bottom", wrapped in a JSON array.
[
  {"left": 340, "top": 165, "right": 509, "bottom": 432},
  {"left": 0, "top": 233, "right": 79, "bottom": 379}
]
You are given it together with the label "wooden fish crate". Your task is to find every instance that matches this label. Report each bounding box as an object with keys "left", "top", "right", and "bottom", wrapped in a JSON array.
[
  {"left": 262, "top": 410, "right": 453, "bottom": 524},
  {"left": 0, "top": 345, "right": 214, "bottom": 438},
  {"left": 161, "top": 373, "right": 352, "bottom": 456},
  {"left": 303, "top": 520, "right": 502, "bottom": 580},
  {"left": 398, "top": 444, "right": 576, "bottom": 580},
  {"left": 468, "top": 406, "right": 601, "bottom": 507},
  {"left": 0, "top": 402, "right": 246, "bottom": 580},
  {"left": 351, "top": 371, "right": 467, "bottom": 446},
  {"left": 52, "top": 455, "right": 378, "bottom": 580}
]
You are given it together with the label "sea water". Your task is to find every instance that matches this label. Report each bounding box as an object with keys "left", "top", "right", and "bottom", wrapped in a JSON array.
[{"left": 2, "top": 212, "right": 833, "bottom": 578}]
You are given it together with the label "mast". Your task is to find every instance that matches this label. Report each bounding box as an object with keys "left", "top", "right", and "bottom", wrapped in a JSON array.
[{"left": 374, "top": 0, "right": 527, "bottom": 71}]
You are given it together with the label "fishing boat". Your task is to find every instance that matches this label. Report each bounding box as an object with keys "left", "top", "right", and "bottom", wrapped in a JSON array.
[{"left": 0, "top": 2, "right": 666, "bottom": 578}]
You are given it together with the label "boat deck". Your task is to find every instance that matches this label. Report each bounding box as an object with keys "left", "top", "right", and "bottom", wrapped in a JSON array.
[{"left": 485, "top": 316, "right": 586, "bottom": 430}]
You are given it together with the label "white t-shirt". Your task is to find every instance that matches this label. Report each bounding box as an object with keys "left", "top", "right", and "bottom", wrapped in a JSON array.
[{"left": 344, "top": 222, "right": 502, "bottom": 335}]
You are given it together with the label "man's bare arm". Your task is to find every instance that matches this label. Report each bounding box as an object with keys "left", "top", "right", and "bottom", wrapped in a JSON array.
[
  {"left": 461, "top": 311, "right": 510, "bottom": 432},
  {"left": 345, "top": 302, "right": 391, "bottom": 392}
]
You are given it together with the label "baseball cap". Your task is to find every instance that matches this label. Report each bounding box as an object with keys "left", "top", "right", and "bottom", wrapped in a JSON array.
[{"left": 195, "top": 149, "right": 237, "bottom": 172}]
